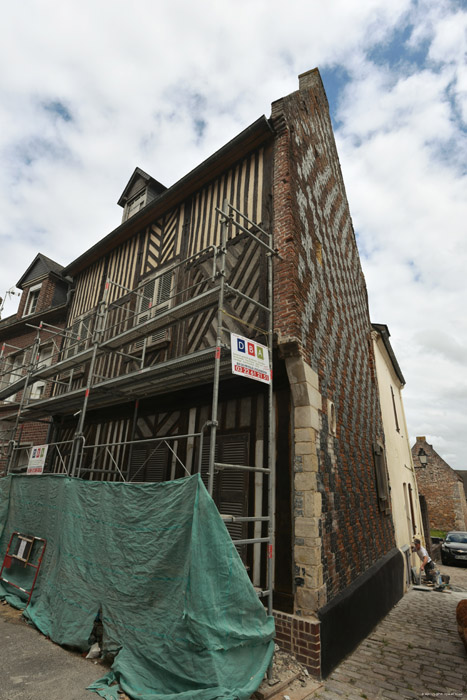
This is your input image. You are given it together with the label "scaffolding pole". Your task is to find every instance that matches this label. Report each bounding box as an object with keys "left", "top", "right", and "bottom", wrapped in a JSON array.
[
  {"left": 70, "top": 296, "right": 107, "bottom": 477},
  {"left": 267, "top": 232, "right": 276, "bottom": 620},
  {"left": 207, "top": 200, "right": 228, "bottom": 496},
  {"left": 6, "top": 325, "right": 43, "bottom": 474}
]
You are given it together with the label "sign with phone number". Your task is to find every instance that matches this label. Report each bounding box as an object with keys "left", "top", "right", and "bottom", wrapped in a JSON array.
[
  {"left": 231, "top": 333, "right": 271, "bottom": 385},
  {"left": 234, "top": 365, "right": 270, "bottom": 381},
  {"left": 27, "top": 444, "right": 48, "bottom": 474}
]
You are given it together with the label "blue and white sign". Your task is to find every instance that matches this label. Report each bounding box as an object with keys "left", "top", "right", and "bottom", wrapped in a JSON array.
[
  {"left": 231, "top": 333, "right": 271, "bottom": 384},
  {"left": 27, "top": 444, "right": 48, "bottom": 474}
]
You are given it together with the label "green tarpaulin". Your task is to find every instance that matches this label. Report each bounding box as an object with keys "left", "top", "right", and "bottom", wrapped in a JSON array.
[{"left": 0, "top": 474, "right": 274, "bottom": 699}]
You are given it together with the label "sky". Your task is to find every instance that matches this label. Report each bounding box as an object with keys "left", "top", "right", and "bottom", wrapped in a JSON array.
[{"left": 1, "top": 0, "right": 466, "bottom": 467}]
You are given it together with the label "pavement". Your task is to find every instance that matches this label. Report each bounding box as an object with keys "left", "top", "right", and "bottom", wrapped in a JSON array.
[
  {"left": 311, "top": 561, "right": 467, "bottom": 700},
  {"left": 0, "top": 604, "right": 105, "bottom": 700},
  {"left": 1, "top": 562, "right": 466, "bottom": 700}
]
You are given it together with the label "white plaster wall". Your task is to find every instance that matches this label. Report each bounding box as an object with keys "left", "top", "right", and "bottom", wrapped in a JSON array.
[{"left": 372, "top": 334, "right": 424, "bottom": 561}]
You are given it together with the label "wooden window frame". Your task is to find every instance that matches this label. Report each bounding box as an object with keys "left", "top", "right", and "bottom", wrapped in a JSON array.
[
  {"left": 23, "top": 284, "right": 42, "bottom": 317},
  {"left": 123, "top": 190, "right": 147, "bottom": 222}
]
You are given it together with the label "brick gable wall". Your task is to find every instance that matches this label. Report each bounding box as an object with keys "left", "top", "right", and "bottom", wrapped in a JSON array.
[{"left": 271, "top": 70, "right": 395, "bottom": 604}]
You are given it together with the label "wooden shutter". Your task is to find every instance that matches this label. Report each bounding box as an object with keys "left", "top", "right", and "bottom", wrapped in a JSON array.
[
  {"left": 150, "top": 270, "right": 172, "bottom": 343},
  {"left": 133, "top": 273, "right": 172, "bottom": 349},
  {"left": 141, "top": 278, "right": 156, "bottom": 313},
  {"left": 128, "top": 442, "right": 170, "bottom": 482},
  {"left": 373, "top": 441, "right": 390, "bottom": 514},
  {"left": 198, "top": 433, "right": 249, "bottom": 560},
  {"left": 155, "top": 270, "right": 172, "bottom": 307}
]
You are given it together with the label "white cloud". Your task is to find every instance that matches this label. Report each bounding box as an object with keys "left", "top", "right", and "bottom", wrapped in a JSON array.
[
  {"left": 0, "top": 0, "right": 466, "bottom": 469},
  {"left": 333, "top": 2, "right": 467, "bottom": 467}
]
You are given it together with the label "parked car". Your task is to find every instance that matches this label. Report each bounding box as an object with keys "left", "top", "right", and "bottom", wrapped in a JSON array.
[{"left": 441, "top": 531, "right": 467, "bottom": 565}]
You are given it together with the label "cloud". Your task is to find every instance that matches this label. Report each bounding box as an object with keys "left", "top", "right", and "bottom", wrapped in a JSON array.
[
  {"left": 325, "top": 0, "right": 467, "bottom": 466},
  {"left": 0, "top": 0, "right": 466, "bottom": 469}
]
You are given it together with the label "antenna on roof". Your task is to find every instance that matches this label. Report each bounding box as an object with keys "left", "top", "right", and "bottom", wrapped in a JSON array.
[{"left": 0, "top": 287, "right": 21, "bottom": 319}]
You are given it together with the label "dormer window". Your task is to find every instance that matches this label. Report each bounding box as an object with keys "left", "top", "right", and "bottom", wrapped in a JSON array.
[
  {"left": 123, "top": 190, "right": 147, "bottom": 222},
  {"left": 118, "top": 168, "right": 166, "bottom": 222},
  {"left": 23, "top": 284, "right": 42, "bottom": 317}
]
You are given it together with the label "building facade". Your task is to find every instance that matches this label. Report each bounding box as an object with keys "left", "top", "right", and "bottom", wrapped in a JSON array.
[
  {"left": 413, "top": 436, "right": 467, "bottom": 533},
  {"left": 0, "top": 254, "right": 69, "bottom": 473},
  {"left": 0, "top": 69, "right": 405, "bottom": 677},
  {"left": 372, "top": 324, "right": 424, "bottom": 585}
]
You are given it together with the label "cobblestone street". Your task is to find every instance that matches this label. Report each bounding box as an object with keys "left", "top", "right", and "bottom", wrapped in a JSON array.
[{"left": 311, "top": 563, "right": 467, "bottom": 700}]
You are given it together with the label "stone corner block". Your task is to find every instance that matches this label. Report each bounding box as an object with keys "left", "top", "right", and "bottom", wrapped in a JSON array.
[
  {"left": 303, "top": 363, "right": 319, "bottom": 391},
  {"left": 294, "top": 405, "right": 320, "bottom": 431},
  {"left": 285, "top": 355, "right": 308, "bottom": 385},
  {"left": 295, "top": 584, "right": 327, "bottom": 613}
]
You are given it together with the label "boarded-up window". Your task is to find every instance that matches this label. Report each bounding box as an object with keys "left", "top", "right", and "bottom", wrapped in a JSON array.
[
  {"left": 373, "top": 441, "right": 390, "bottom": 514},
  {"left": 390, "top": 386, "right": 400, "bottom": 432}
]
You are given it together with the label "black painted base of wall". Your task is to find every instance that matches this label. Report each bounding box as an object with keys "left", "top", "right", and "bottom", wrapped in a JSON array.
[{"left": 318, "top": 547, "right": 404, "bottom": 678}]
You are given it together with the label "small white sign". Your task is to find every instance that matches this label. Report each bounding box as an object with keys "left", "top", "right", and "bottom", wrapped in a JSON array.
[
  {"left": 231, "top": 333, "right": 271, "bottom": 385},
  {"left": 27, "top": 444, "right": 48, "bottom": 474}
]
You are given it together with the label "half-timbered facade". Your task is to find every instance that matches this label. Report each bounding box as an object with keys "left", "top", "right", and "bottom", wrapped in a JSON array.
[{"left": 0, "top": 69, "right": 405, "bottom": 677}]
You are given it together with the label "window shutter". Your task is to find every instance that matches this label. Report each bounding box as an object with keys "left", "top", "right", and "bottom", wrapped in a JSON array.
[
  {"left": 151, "top": 271, "right": 172, "bottom": 343},
  {"left": 133, "top": 273, "right": 173, "bottom": 349},
  {"left": 156, "top": 271, "right": 172, "bottom": 307},
  {"left": 141, "top": 278, "right": 156, "bottom": 313},
  {"left": 198, "top": 433, "right": 249, "bottom": 560},
  {"left": 129, "top": 442, "right": 170, "bottom": 482},
  {"left": 373, "top": 442, "right": 390, "bottom": 513},
  {"left": 133, "top": 279, "right": 156, "bottom": 351}
]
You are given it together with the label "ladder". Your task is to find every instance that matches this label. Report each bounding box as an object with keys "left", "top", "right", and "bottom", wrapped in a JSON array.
[{"left": 209, "top": 201, "right": 276, "bottom": 619}]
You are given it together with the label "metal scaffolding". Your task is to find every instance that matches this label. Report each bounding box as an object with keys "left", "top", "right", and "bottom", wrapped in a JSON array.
[{"left": 0, "top": 201, "right": 276, "bottom": 614}]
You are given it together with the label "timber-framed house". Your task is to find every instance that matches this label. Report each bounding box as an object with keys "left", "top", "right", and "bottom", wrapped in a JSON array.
[{"left": 0, "top": 69, "right": 405, "bottom": 678}]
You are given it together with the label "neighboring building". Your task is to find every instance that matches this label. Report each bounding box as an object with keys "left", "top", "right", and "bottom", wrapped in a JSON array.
[
  {"left": 0, "top": 69, "right": 404, "bottom": 678},
  {"left": 372, "top": 324, "right": 424, "bottom": 586},
  {"left": 413, "top": 437, "right": 467, "bottom": 533},
  {"left": 456, "top": 471, "right": 467, "bottom": 503},
  {"left": 0, "top": 254, "right": 70, "bottom": 473}
]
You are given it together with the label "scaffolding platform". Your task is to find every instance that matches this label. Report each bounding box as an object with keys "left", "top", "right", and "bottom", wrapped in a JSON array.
[
  {"left": 31, "top": 347, "right": 95, "bottom": 380},
  {"left": 0, "top": 376, "right": 27, "bottom": 402},
  {"left": 21, "top": 346, "right": 232, "bottom": 420},
  {"left": 101, "top": 286, "right": 221, "bottom": 350}
]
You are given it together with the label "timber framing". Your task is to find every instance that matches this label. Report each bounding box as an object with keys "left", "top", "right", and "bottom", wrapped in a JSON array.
[{"left": 64, "top": 116, "right": 275, "bottom": 276}]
